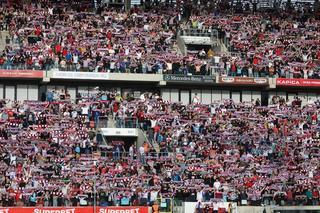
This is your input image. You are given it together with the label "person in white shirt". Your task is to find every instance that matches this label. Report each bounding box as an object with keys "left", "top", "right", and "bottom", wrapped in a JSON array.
[
  {"left": 139, "top": 146, "right": 145, "bottom": 164},
  {"left": 136, "top": 51, "right": 142, "bottom": 60},
  {"left": 125, "top": 47, "right": 130, "bottom": 56},
  {"left": 129, "top": 145, "right": 135, "bottom": 160},
  {"left": 48, "top": 7, "right": 53, "bottom": 15},
  {"left": 166, "top": 61, "right": 172, "bottom": 74},
  {"left": 214, "top": 180, "right": 221, "bottom": 190},
  {"left": 150, "top": 190, "right": 158, "bottom": 202},
  {"left": 193, "top": 94, "right": 200, "bottom": 104},
  {"left": 73, "top": 54, "right": 78, "bottom": 65},
  {"left": 197, "top": 189, "right": 204, "bottom": 202},
  {"left": 110, "top": 61, "right": 115, "bottom": 72}
]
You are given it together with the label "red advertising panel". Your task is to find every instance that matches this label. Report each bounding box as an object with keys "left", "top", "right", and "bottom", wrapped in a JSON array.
[
  {"left": 219, "top": 77, "right": 268, "bottom": 85},
  {"left": 0, "top": 207, "right": 148, "bottom": 213},
  {"left": 276, "top": 78, "right": 320, "bottom": 87},
  {"left": 0, "top": 69, "right": 43, "bottom": 78}
]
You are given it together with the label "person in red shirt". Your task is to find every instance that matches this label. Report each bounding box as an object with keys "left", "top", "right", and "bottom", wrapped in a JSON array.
[
  {"left": 62, "top": 48, "right": 68, "bottom": 57},
  {"left": 26, "top": 57, "right": 33, "bottom": 69},
  {"left": 230, "top": 63, "right": 237, "bottom": 76},
  {"left": 35, "top": 27, "right": 42, "bottom": 37},
  {"left": 55, "top": 44, "right": 62, "bottom": 54},
  {"left": 312, "top": 189, "right": 319, "bottom": 205},
  {"left": 106, "top": 30, "right": 112, "bottom": 41}
]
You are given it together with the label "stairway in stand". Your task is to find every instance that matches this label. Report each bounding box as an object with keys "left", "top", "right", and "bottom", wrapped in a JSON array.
[{"left": 0, "top": 31, "right": 10, "bottom": 51}]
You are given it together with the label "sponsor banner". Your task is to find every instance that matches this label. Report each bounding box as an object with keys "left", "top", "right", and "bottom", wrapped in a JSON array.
[
  {"left": 219, "top": 77, "right": 268, "bottom": 85},
  {"left": 276, "top": 78, "right": 320, "bottom": 87},
  {"left": 0, "top": 207, "right": 148, "bottom": 213},
  {"left": 164, "top": 75, "right": 215, "bottom": 83},
  {"left": 0, "top": 69, "right": 43, "bottom": 78},
  {"left": 52, "top": 71, "right": 109, "bottom": 80},
  {"left": 98, "top": 207, "right": 147, "bottom": 213}
]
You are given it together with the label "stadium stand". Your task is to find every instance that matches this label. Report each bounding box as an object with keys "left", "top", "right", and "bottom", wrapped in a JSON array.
[
  {"left": 0, "top": 0, "right": 318, "bottom": 77},
  {"left": 0, "top": 91, "right": 318, "bottom": 209},
  {"left": 0, "top": 0, "right": 319, "bottom": 213}
]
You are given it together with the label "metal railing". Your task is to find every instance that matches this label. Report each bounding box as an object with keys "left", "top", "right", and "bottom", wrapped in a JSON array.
[
  {"left": 178, "top": 28, "right": 219, "bottom": 38},
  {"left": 176, "top": 34, "right": 187, "bottom": 56},
  {"left": 114, "top": 117, "right": 139, "bottom": 128}
]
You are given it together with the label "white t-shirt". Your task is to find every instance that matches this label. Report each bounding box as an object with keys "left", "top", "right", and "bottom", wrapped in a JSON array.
[
  {"left": 82, "top": 107, "right": 89, "bottom": 115},
  {"left": 139, "top": 146, "right": 145, "bottom": 155},
  {"left": 48, "top": 8, "right": 53, "bottom": 15},
  {"left": 214, "top": 181, "right": 221, "bottom": 190},
  {"left": 150, "top": 191, "right": 158, "bottom": 201},
  {"left": 214, "top": 56, "right": 220, "bottom": 64},
  {"left": 110, "top": 62, "right": 115, "bottom": 69},
  {"left": 143, "top": 25, "right": 149, "bottom": 31},
  {"left": 193, "top": 96, "right": 200, "bottom": 104},
  {"left": 151, "top": 120, "right": 157, "bottom": 128},
  {"left": 129, "top": 146, "right": 134, "bottom": 156},
  {"left": 73, "top": 55, "right": 78, "bottom": 64},
  {"left": 125, "top": 48, "right": 130, "bottom": 56},
  {"left": 136, "top": 52, "right": 142, "bottom": 59},
  {"left": 196, "top": 191, "right": 203, "bottom": 202},
  {"left": 79, "top": 197, "right": 87, "bottom": 206}
]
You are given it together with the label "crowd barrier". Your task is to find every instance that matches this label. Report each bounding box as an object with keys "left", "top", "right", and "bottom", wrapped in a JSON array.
[
  {"left": 0, "top": 207, "right": 150, "bottom": 213},
  {"left": 2, "top": 69, "right": 320, "bottom": 89}
]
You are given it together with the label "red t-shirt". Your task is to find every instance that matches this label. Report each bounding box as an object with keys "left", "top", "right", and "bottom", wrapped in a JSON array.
[
  {"left": 253, "top": 57, "right": 260, "bottom": 65},
  {"left": 35, "top": 27, "right": 41, "bottom": 37},
  {"left": 154, "top": 125, "right": 160, "bottom": 133},
  {"left": 276, "top": 47, "right": 283, "bottom": 56},
  {"left": 55, "top": 44, "right": 62, "bottom": 53},
  {"left": 62, "top": 49, "right": 68, "bottom": 57},
  {"left": 107, "top": 31, "right": 112, "bottom": 40}
]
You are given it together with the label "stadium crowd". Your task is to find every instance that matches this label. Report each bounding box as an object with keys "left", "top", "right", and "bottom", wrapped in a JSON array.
[
  {"left": 187, "top": 13, "right": 320, "bottom": 78},
  {"left": 0, "top": 90, "right": 319, "bottom": 209},
  {"left": 0, "top": 1, "right": 319, "bottom": 78},
  {"left": 0, "top": 1, "right": 212, "bottom": 75}
]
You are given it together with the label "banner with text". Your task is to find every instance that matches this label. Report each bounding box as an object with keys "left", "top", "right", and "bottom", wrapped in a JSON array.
[
  {"left": 219, "top": 77, "right": 268, "bottom": 85},
  {"left": 164, "top": 75, "right": 215, "bottom": 83},
  {"left": 52, "top": 71, "right": 109, "bottom": 80},
  {"left": 0, "top": 206, "right": 148, "bottom": 213},
  {"left": 0, "top": 70, "right": 43, "bottom": 78},
  {"left": 276, "top": 78, "right": 320, "bottom": 87}
]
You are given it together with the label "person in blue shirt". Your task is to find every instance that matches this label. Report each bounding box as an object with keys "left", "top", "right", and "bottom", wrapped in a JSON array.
[
  {"left": 47, "top": 90, "right": 54, "bottom": 102},
  {"left": 66, "top": 52, "right": 72, "bottom": 62},
  {"left": 75, "top": 144, "right": 81, "bottom": 159},
  {"left": 29, "top": 192, "right": 37, "bottom": 206}
]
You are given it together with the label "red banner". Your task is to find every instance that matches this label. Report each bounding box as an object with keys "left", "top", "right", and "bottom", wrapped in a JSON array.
[
  {"left": 0, "top": 207, "right": 148, "bottom": 213},
  {"left": 276, "top": 78, "right": 320, "bottom": 87},
  {"left": 219, "top": 77, "right": 268, "bottom": 85},
  {"left": 0, "top": 70, "right": 43, "bottom": 78}
]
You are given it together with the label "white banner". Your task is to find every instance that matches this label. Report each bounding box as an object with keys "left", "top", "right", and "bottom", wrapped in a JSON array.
[
  {"left": 52, "top": 71, "right": 109, "bottom": 80},
  {"left": 184, "top": 202, "right": 237, "bottom": 213},
  {"left": 100, "top": 128, "right": 138, "bottom": 137}
]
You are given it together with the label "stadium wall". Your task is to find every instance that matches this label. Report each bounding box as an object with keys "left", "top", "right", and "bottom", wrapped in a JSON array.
[
  {"left": 0, "top": 207, "right": 151, "bottom": 213},
  {"left": 1, "top": 70, "right": 320, "bottom": 105},
  {"left": 238, "top": 206, "right": 320, "bottom": 213}
]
